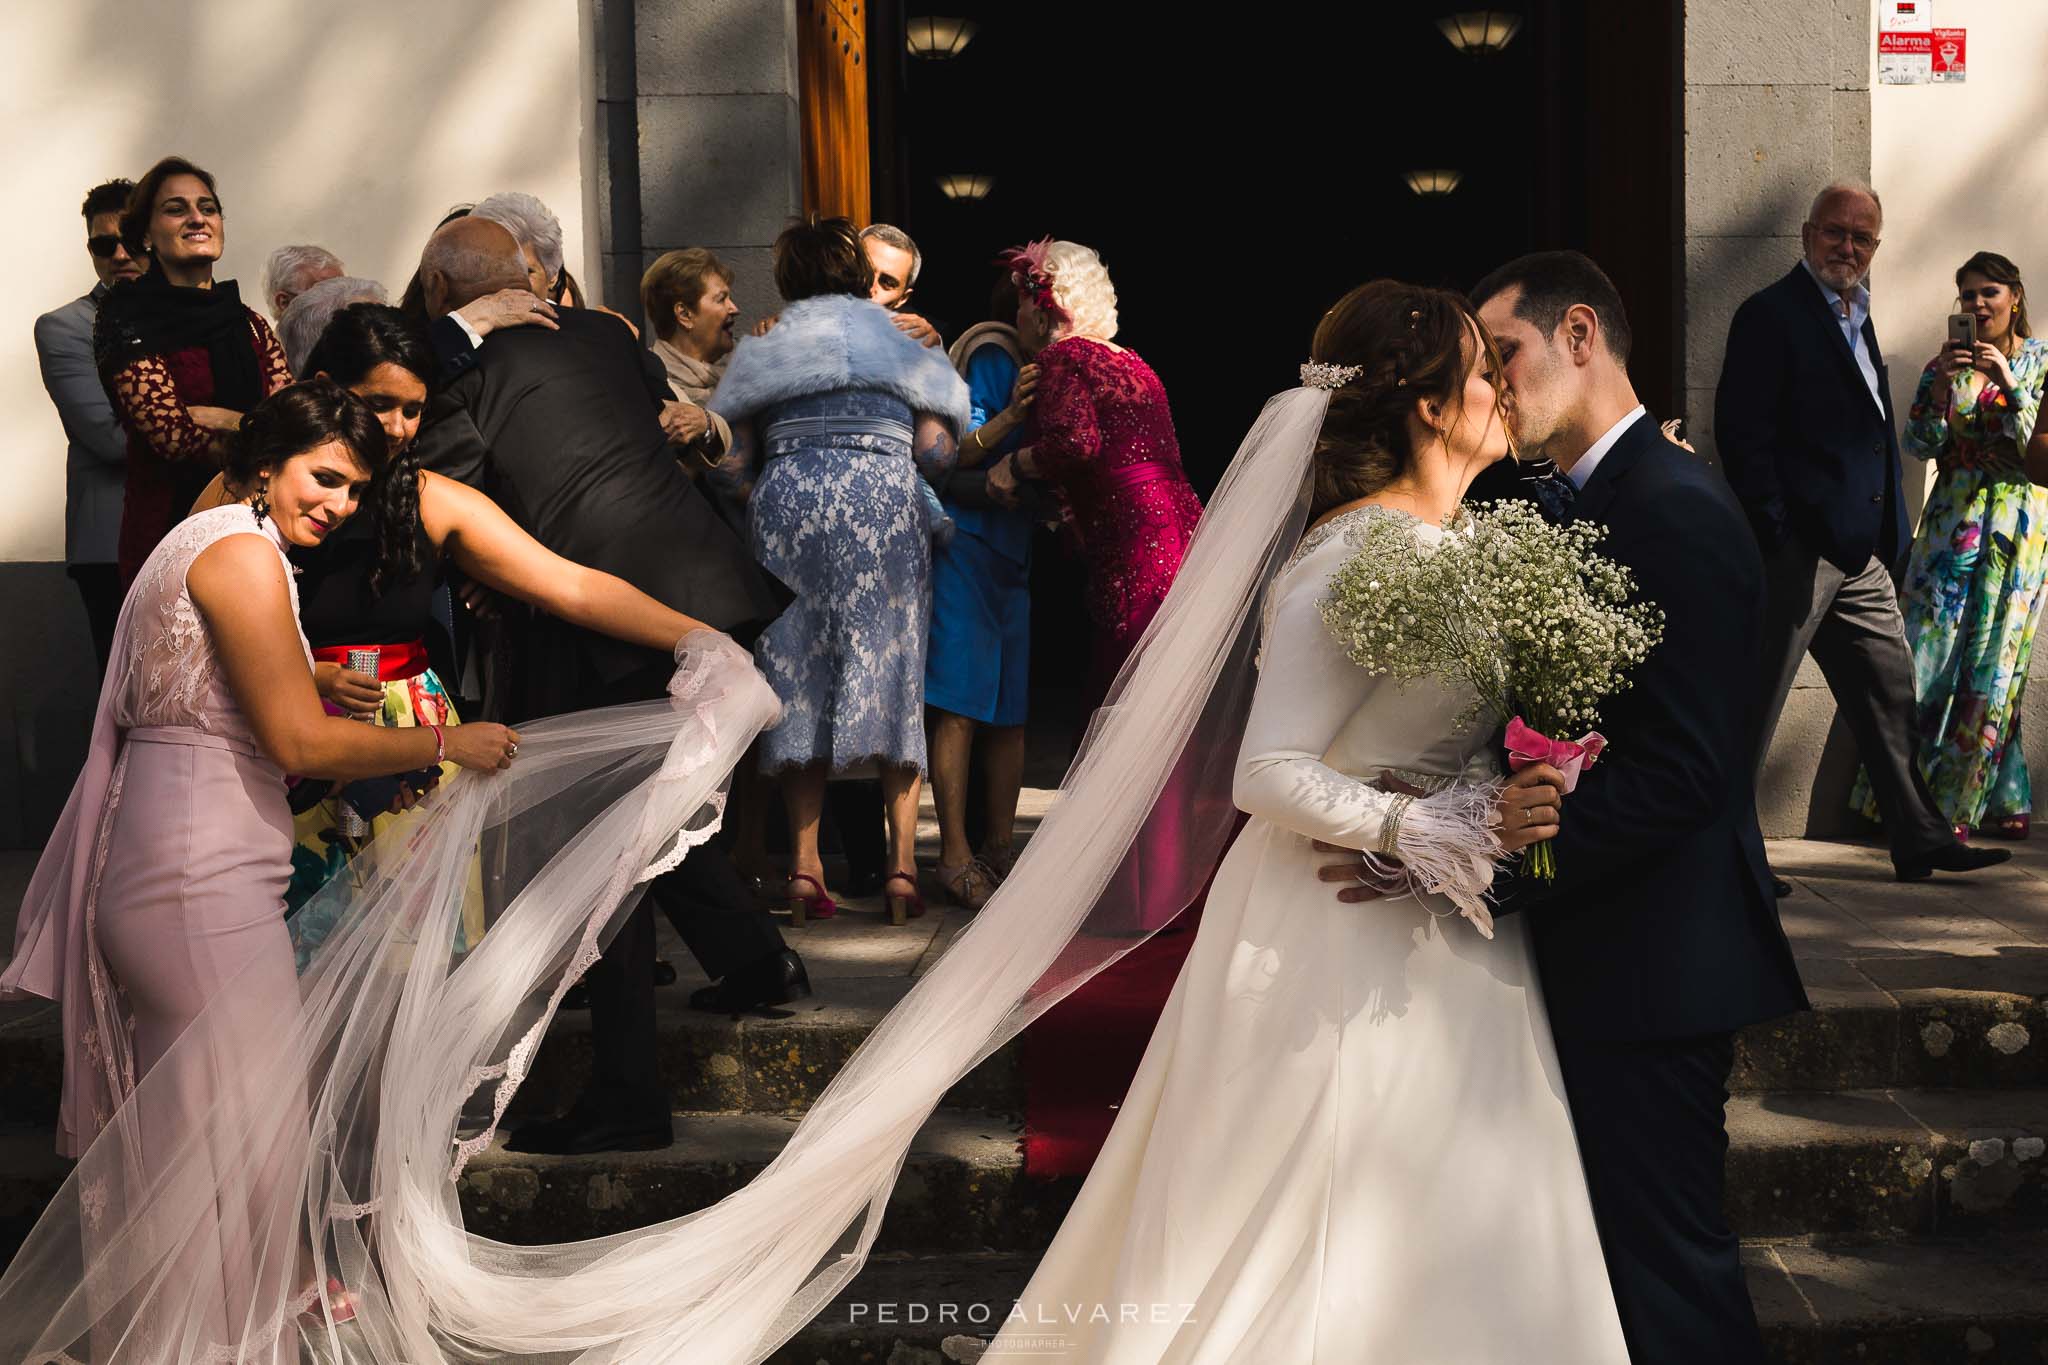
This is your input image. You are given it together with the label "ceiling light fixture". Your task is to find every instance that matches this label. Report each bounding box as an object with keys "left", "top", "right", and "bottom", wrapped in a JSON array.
[
  {"left": 1404, "top": 169, "right": 1464, "bottom": 197},
  {"left": 1436, "top": 10, "right": 1523, "bottom": 55},
  {"left": 936, "top": 173, "right": 995, "bottom": 201},
  {"left": 907, "top": 16, "right": 977, "bottom": 58}
]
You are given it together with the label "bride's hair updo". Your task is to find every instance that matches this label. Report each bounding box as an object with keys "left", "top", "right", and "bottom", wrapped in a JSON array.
[{"left": 1307, "top": 280, "right": 1499, "bottom": 518}]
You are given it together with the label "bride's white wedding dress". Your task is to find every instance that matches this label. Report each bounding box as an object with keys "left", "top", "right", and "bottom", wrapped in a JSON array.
[{"left": 983, "top": 507, "right": 1629, "bottom": 1363}]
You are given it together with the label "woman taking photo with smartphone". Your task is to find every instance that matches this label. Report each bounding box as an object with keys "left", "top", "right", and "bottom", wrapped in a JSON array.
[{"left": 1857, "top": 251, "right": 2048, "bottom": 840}]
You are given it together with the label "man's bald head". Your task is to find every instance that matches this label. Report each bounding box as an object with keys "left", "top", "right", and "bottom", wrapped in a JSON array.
[{"left": 419, "top": 216, "right": 532, "bottom": 316}]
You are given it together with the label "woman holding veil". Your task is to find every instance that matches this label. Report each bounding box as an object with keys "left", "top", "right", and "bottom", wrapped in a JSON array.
[{"left": 0, "top": 282, "right": 1621, "bottom": 1363}]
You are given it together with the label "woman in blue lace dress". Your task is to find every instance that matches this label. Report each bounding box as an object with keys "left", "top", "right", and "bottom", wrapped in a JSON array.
[{"left": 709, "top": 218, "right": 970, "bottom": 924}]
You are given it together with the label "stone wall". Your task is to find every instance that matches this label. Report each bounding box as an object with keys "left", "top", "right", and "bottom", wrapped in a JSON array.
[
  {"left": 616, "top": 0, "right": 803, "bottom": 335},
  {"left": 1682, "top": 0, "right": 1883, "bottom": 837}
]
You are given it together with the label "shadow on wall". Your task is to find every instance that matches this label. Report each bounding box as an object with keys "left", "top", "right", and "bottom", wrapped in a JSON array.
[{"left": 2, "top": 0, "right": 590, "bottom": 848}]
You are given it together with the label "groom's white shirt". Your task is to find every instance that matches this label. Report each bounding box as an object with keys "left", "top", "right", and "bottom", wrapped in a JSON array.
[{"left": 1565, "top": 404, "right": 1647, "bottom": 491}]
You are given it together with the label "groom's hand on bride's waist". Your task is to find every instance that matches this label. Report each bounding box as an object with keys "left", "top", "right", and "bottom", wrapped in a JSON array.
[{"left": 1314, "top": 842, "right": 1408, "bottom": 903}]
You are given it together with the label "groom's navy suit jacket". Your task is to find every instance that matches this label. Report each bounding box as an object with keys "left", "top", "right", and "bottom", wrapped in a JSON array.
[{"left": 1495, "top": 413, "right": 1808, "bottom": 1042}]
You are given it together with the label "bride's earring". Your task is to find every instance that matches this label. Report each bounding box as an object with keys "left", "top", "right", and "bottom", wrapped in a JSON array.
[{"left": 251, "top": 477, "right": 271, "bottom": 525}]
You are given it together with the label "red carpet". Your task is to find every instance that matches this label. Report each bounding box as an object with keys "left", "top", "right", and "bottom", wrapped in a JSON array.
[{"left": 1021, "top": 904, "right": 1203, "bottom": 1179}]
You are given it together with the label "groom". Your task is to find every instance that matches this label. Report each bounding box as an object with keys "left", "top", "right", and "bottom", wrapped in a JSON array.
[{"left": 1325, "top": 252, "right": 1807, "bottom": 1364}]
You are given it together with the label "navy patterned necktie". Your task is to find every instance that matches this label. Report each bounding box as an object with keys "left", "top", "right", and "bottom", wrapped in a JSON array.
[{"left": 1528, "top": 470, "right": 1578, "bottom": 523}]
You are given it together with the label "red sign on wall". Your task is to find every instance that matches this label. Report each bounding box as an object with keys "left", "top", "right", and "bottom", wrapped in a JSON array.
[
  {"left": 1933, "top": 27, "right": 1967, "bottom": 82},
  {"left": 1878, "top": 29, "right": 1931, "bottom": 83}
]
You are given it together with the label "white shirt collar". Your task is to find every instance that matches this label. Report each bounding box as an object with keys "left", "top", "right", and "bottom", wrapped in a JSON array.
[
  {"left": 1801, "top": 258, "right": 1871, "bottom": 316},
  {"left": 1565, "top": 405, "right": 1646, "bottom": 491}
]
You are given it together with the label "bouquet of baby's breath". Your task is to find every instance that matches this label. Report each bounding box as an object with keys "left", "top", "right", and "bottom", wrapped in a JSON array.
[{"left": 1318, "top": 501, "right": 1664, "bottom": 878}]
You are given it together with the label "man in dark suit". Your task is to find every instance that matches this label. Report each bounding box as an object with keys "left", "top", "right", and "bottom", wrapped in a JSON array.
[
  {"left": 1330, "top": 252, "right": 1810, "bottom": 1363},
  {"left": 412, "top": 217, "right": 807, "bottom": 1154},
  {"left": 35, "top": 178, "right": 143, "bottom": 675},
  {"left": 1716, "top": 182, "right": 2005, "bottom": 883}
]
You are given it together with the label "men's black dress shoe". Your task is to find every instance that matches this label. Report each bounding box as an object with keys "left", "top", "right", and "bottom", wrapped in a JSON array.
[
  {"left": 1895, "top": 843, "right": 2013, "bottom": 882},
  {"left": 689, "top": 948, "right": 813, "bottom": 1015},
  {"left": 1772, "top": 877, "right": 1794, "bottom": 899},
  {"left": 503, "top": 1108, "right": 672, "bottom": 1155}
]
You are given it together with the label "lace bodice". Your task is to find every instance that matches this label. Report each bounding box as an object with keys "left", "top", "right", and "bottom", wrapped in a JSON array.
[
  {"left": 113, "top": 504, "right": 309, "bottom": 743},
  {"left": 1236, "top": 505, "right": 1499, "bottom": 850}
]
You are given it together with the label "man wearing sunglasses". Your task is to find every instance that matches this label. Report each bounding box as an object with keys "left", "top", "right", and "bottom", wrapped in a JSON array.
[{"left": 34, "top": 178, "right": 143, "bottom": 675}]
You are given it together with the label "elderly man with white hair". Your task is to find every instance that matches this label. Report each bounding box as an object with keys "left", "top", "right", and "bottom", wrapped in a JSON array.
[
  {"left": 275, "top": 274, "right": 387, "bottom": 374},
  {"left": 473, "top": 191, "right": 565, "bottom": 300},
  {"left": 1718, "top": 181, "right": 2009, "bottom": 885},
  {"left": 263, "top": 242, "right": 344, "bottom": 321}
]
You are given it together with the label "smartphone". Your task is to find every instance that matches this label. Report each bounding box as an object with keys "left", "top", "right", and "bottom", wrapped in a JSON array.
[
  {"left": 340, "top": 766, "right": 444, "bottom": 823},
  {"left": 1950, "top": 312, "right": 1978, "bottom": 349}
]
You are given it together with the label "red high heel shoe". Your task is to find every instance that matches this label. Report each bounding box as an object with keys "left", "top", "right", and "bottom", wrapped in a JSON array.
[
  {"left": 785, "top": 872, "right": 837, "bottom": 927},
  {"left": 883, "top": 870, "right": 927, "bottom": 926},
  {"left": 1977, "top": 814, "right": 2031, "bottom": 841}
]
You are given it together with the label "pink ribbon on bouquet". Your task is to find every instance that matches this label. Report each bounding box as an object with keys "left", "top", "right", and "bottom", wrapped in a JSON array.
[{"left": 1504, "top": 716, "right": 1607, "bottom": 793}]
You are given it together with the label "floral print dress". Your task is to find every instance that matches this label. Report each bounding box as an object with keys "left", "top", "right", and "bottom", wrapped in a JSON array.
[{"left": 1854, "top": 335, "right": 2048, "bottom": 827}]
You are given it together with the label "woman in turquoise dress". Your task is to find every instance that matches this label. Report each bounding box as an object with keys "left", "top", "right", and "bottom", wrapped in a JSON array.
[{"left": 1855, "top": 251, "right": 2048, "bottom": 838}]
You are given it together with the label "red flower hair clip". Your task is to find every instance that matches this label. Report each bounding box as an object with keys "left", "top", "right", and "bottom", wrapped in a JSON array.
[{"left": 996, "top": 238, "right": 1069, "bottom": 324}]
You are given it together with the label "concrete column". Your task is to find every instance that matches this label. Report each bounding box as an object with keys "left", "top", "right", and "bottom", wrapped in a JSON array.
[
  {"left": 631, "top": 0, "right": 804, "bottom": 329},
  {"left": 1681, "top": 0, "right": 1877, "bottom": 837}
]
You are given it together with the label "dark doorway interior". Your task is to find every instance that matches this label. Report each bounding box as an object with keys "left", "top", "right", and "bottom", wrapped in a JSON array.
[{"left": 866, "top": 0, "right": 1680, "bottom": 765}]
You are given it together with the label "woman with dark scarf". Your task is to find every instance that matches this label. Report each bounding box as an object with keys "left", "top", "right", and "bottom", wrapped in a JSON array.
[{"left": 96, "top": 156, "right": 291, "bottom": 586}]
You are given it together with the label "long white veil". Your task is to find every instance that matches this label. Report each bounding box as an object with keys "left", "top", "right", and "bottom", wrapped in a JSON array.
[{"left": 0, "top": 387, "right": 1330, "bottom": 1363}]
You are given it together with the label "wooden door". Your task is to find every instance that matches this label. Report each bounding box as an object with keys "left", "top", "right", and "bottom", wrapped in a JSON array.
[{"left": 797, "top": 0, "right": 871, "bottom": 223}]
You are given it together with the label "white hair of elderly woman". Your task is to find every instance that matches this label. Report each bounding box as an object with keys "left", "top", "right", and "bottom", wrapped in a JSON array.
[
  {"left": 277, "top": 274, "right": 389, "bottom": 375},
  {"left": 263, "top": 243, "right": 345, "bottom": 317},
  {"left": 473, "top": 191, "right": 565, "bottom": 283},
  {"left": 1045, "top": 239, "right": 1119, "bottom": 340}
]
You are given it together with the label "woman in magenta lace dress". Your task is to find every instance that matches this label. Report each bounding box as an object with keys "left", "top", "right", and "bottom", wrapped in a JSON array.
[
  {"left": 985, "top": 240, "right": 1203, "bottom": 933},
  {"left": 985, "top": 240, "right": 1204, "bottom": 700}
]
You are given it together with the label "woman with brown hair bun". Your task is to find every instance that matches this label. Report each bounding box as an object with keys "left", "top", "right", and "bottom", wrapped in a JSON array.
[
  {"left": 96, "top": 156, "right": 292, "bottom": 585},
  {"left": 981, "top": 280, "right": 1624, "bottom": 1364},
  {"left": 707, "top": 216, "right": 970, "bottom": 925}
]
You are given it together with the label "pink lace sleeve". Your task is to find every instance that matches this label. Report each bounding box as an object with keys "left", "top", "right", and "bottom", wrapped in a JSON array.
[
  {"left": 1030, "top": 344, "right": 1101, "bottom": 483},
  {"left": 108, "top": 355, "right": 219, "bottom": 463},
  {"left": 251, "top": 312, "right": 292, "bottom": 390}
]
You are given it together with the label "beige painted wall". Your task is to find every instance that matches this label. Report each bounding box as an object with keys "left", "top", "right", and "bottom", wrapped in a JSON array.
[
  {"left": 1871, "top": 1, "right": 2048, "bottom": 471},
  {"left": 0, "top": 0, "right": 594, "bottom": 564}
]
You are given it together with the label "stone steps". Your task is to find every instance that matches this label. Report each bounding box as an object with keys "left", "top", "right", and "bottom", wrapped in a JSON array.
[
  {"left": 5, "top": 981, "right": 2042, "bottom": 1128},
  {"left": 8, "top": 1090, "right": 2042, "bottom": 1255},
  {"left": 755, "top": 1240, "right": 2048, "bottom": 1365}
]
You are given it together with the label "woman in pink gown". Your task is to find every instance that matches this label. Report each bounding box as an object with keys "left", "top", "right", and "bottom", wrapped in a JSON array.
[
  {"left": 986, "top": 241, "right": 1204, "bottom": 934},
  {"left": 2, "top": 381, "right": 524, "bottom": 1352}
]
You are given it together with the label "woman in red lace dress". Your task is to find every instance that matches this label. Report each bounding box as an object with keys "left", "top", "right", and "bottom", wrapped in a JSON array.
[
  {"left": 96, "top": 156, "right": 291, "bottom": 585},
  {"left": 985, "top": 240, "right": 1204, "bottom": 936},
  {"left": 985, "top": 239, "right": 1204, "bottom": 701}
]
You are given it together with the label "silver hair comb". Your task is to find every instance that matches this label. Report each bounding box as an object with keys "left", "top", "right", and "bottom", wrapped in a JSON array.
[{"left": 1300, "top": 361, "right": 1364, "bottom": 390}]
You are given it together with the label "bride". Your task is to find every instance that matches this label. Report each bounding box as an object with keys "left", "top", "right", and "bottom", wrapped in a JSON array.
[
  {"left": 0, "top": 282, "right": 1622, "bottom": 1363},
  {"left": 978, "top": 280, "right": 1627, "bottom": 1361}
]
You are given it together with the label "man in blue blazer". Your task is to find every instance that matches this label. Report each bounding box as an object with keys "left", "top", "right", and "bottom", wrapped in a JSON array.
[{"left": 1715, "top": 182, "right": 2005, "bottom": 882}]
